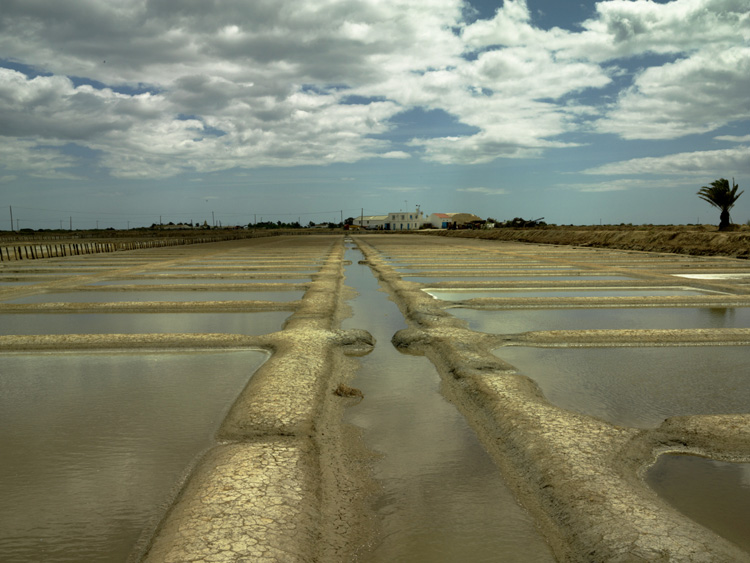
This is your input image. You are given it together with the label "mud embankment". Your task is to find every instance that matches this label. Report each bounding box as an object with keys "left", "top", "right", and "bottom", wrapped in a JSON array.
[{"left": 420, "top": 227, "right": 750, "bottom": 258}]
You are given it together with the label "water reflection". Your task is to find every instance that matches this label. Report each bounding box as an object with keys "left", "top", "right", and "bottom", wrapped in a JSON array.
[
  {"left": 646, "top": 454, "right": 750, "bottom": 553},
  {"left": 427, "top": 288, "right": 720, "bottom": 301},
  {"left": 5, "top": 290, "right": 303, "bottom": 304},
  {"left": 497, "top": 346, "right": 750, "bottom": 428},
  {"left": 0, "top": 312, "right": 290, "bottom": 336},
  {"left": 452, "top": 307, "right": 750, "bottom": 334},
  {"left": 0, "top": 351, "right": 267, "bottom": 563},
  {"left": 89, "top": 279, "right": 308, "bottom": 286}
]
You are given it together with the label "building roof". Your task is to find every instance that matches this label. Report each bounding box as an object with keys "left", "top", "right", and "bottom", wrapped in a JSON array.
[{"left": 359, "top": 215, "right": 388, "bottom": 221}]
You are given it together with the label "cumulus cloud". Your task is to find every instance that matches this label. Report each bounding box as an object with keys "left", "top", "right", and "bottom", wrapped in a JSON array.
[
  {"left": 0, "top": 0, "right": 747, "bottom": 180},
  {"left": 0, "top": 138, "right": 81, "bottom": 180},
  {"left": 595, "top": 47, "right": 750, "bottom": 139}
]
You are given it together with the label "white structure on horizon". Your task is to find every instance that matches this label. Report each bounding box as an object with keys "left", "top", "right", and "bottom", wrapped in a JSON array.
[
  {"left": 385, "top": 209, "right": 425, "bottom": 230},
  {"left": 426, "top": 212, "right": 482, "bottom": 229},
  {"left": 357, "top": 215, "right": 388, "bottom": 229},
  {"left": 356, "top": 209, "right": 426, "bottom": 230}
]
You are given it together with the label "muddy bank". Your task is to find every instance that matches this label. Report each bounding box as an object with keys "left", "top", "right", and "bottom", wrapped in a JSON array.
[{"left": 419, "top": 226, "right": 750, "bottom": 258}]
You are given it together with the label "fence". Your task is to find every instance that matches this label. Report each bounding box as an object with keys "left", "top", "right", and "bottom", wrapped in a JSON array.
[{"left": 0, "top": 234, "right": 243, "bottom": 262}]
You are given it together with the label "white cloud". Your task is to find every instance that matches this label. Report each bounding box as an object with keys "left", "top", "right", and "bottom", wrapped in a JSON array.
[
  {"left": 596, "top": 47, "right": 750, "bottom": 139},
  {"left": 583, "top": 146, "right": 750, "bottom": 176},
  {"left": 554, "top": 178, "right": 695, "bottom": 192},
  {"left": 0, "top": 138, "right": 81, "bottom": 180},
  {"left": 716, "top": 134, "right": 750, "bottom": 143},
  {"left": 0, "top": 0, "right": 747, "bottom": 180},
  {"left": 457, "top": 187, "right": 509, "bottom": 195}
]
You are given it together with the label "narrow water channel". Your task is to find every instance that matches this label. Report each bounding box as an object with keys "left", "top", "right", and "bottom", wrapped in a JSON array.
[{"left": 342, "top": 244, "right": 554, "bottom": 562}]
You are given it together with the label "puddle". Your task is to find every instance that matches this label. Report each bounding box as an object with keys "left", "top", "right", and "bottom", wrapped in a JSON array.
[
  {"left": 425, "top": 287, "right": 721, "bottom": 301},
  {"left": 452, "top": 307, "right": 750, "bottom": 334},
  {"left": 646, "top": 454, "right": 750, "bottom": 553},
  {"left": 89, "top": 278, "right": 308, "bottom": 286},
  {"left": 495, "top": 346, "right": 750, "bottom": 428},
  {"left": 343, "top": 248, "right": 554, "bottom": 561},
  {"left": 5, "top": 290, "right": 304, "bottom": 304},
  {"left": 0, "top": 312, "right": 290, "bottom": 335},
  {"left": 0, "top": 350, "right": 268, "bottom": 563}
]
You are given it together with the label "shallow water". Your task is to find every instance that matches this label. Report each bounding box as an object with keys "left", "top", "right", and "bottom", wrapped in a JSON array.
[
  {"left": 394, "top": 265, "right": 575, "bottom": 272},
  {"left": 89, "top": 278, "right": 308, "bottom": 285},
  {"left": 0, "top": 350, "right": 267, "bottom": 563},
  {"left": 496, "top": 346, "right": 750, "bottom": 428},
  {"left": 343, "top": 248, "right": 554, "bottom": 562},
  {"left": 405, "top": 275, "right": 633, "bottom": 283},
  {"left": 646, "top": 454, "right": 750, "bottom": 553},
  {"left": 5, "top": 290, "right": 303, "bottom": 303},
  {"left": 452, "top": 307, "right": 750, "bottom": 334},
  {"left": 0, "top": 312, "right": 290, "bottom": 335},
  {"left": 426, "top": 287, "right": 721, "bottom": 301}
]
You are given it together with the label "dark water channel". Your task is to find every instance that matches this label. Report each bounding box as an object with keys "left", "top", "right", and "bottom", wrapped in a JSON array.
[
  {"left": 342, "top": 245, "right": 554, "bottom": 562},
  {"left": 0, "top": 350, "right": 267, "bottom": 562}
]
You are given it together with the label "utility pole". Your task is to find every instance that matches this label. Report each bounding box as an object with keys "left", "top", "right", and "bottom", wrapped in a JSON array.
[
  {"left": 96, "top": 220, "right": 99, "bottom": 229},
  {"left": 360, "top": 208, "right": 363, "bottom": 227},
  {"left": 340, "top": 210, "right": 343, "bottom": 224},
  {"left": 9, "top": 206, "right": 13, "bottom": 232},
  {"left": 70, "top": 216, "right": 72, "bottom": 231},
  {"left": 212, "top": 211, "right": 215, "bottom": 227}
]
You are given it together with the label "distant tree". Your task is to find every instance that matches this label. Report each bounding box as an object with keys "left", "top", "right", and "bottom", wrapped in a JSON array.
[
  {"left": 344, "top": 217, "right": 354, "bottom": 226},
  {"left": 698, "top": 178, "right": 744, "bottom": 230}
]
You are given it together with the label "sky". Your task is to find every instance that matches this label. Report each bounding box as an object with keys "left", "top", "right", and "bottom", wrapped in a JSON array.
[{"left": 0, "top": 0, "right": 748, "bottom": 230}]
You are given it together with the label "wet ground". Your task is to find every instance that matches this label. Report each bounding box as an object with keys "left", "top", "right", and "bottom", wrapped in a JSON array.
[{"left": 2, "top": 233, "right": 750, "bottom": 562}]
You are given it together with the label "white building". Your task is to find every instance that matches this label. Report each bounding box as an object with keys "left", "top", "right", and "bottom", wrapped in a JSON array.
[
  {"left": 356, "top": 215, "right": 388, "bottom": 229},
  {"left": 385, "top": 209, "right": 425, "bottom": 230}
]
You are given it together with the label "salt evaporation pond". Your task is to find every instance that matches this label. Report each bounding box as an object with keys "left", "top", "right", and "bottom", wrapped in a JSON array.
[
  {"left": 452, "top": 307, "right": 750, "bottom": 333},
  {"left": 0, "top": 350, "right": 268, "bottom": 563},
  {"left": 647, "top": 454, "right": 750, "bottom": 553},
  {"left": 5, "top": 290, "right": 304, "bottom": 303},
  {"left": 495, "top": 346, "right": 750, "bottom": 428},
  {"left": 0, "top": 312, "right": 290, "bottom": 335},
  {"left": 405, "top": 275, "right": 634, "bottom": 283},
  {"left": 426, "top": 287, "right": 721, "bottom": 301},
  {"left": 89, "top": 278, "right": 308, "bottom": 285}
]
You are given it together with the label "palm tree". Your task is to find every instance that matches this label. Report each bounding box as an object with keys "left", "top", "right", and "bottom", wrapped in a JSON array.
[{"left": 697, "top": 178, "right": 743, "bottom": 230}]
